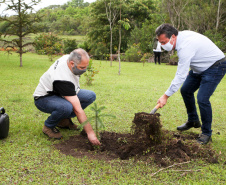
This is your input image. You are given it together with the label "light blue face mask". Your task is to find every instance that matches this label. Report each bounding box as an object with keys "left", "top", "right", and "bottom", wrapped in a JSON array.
[{"left": 72, "top": 65, "right": 87, "bottom": 76}]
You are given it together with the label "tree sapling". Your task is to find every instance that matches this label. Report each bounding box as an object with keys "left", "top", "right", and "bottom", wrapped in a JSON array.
[{"left": 78, "top": 103, "right": 115, "bottom": 140}]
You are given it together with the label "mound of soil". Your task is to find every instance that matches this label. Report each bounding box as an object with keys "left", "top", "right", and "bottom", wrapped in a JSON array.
[{"left": 54, "top": 112, "right": 218, "bottom": 166}]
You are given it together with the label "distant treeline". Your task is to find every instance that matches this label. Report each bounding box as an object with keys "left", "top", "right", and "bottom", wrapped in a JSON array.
[{"left": 0, "top": 0, "right": 225, "bottom": 61}]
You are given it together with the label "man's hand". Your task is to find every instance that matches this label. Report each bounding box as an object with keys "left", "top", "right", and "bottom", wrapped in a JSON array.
[
  {"left": 87, "top": 131, "right": 101, "bottom": 146},
  {"left": 64, "top": 95, "right": 101, "bottom": 146},
  {"left": 157, "top": 94, "right": 169, "bottom": 108}
]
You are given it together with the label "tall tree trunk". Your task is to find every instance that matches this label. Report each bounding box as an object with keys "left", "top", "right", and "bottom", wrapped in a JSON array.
[
  {"left": 118, "top": 1, "right": 121, "bottom": 75},
  {"left": 19, "top": 0, "right": 23, "bottom": 67},
  {"left": 216, "top": 0, "right": 221, "bottom": 31},
  {"left": 20, "top": 52, "right": 23, "bottom": 67},
  {"left": 109, "top": 1, "right": 113, "bottom": 67},
  {"left": 167, "top": 0, "right": 175, "bottom": 27},
  {"left": 110, "top": 27, "right": 113, "bottom": 67},
  {"left": 105, "top": 0, "right": 118, "bottom": 67}
]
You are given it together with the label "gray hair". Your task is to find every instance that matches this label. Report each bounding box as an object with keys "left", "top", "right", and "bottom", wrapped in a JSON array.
[
  {"left": 155, "top": 23, "right": 178, "bottom": 38},
  {"left": 68, "top": 48, "right": 90, "bottom": 65}
]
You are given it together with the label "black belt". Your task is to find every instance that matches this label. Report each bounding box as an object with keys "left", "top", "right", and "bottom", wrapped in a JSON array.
[
  {"left": 212, "top": 57, "right": 226, "bottom": 66},
  {"left": 34, "top": 94, "right": 54, "bottom": 100},
  {"left": 34, "top": 96, "right": 40, "bottom": 100}
]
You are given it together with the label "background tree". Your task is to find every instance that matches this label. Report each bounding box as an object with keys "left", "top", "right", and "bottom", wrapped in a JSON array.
[
  {"left": 87, "top": 0, "right": 155, "bottom": 60},
  {"left": 118, "top": 1, "right": 122, "bottom": 75},
  {"left": 34, "top": 33, "right": 63, "bottom": 61},
  {"left": 161, "top": 0, "right": 226, "bottom": 52},
  {"left": 162, "top": 0, "right": 189, "bottom": 30},
  {"left": 67, "top": 0, "right": 89, "bottom": 8},
  {"left": 0, "top": 0, "right": 42, "bottom": 67},
  {"left": 118, "top": 2, "right": 131, "bottom": 75},
  {"left": 105, "top": 0, "right": 119, "bottom": 66},
  {"left": 0, "top": 0, "right": 225, "bottom": 65},
  {"left": 34, "top": 1, "right": 91, "bottom": 35}
]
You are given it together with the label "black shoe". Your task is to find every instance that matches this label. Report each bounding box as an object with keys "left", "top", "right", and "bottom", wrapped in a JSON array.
[
  {"left": 197, "top": 134, "right": 212, "bottom": 145},
  {"left": 177, "top": 120, "right": 201, "bottom": 131}
]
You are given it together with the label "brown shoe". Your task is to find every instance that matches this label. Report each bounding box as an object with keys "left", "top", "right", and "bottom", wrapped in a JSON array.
[
  {"left": 57, "top": 118, "right": 79, "bottom": 130},
  {"left": 42, "top": 125, "right": 63, "bottom": 139}
]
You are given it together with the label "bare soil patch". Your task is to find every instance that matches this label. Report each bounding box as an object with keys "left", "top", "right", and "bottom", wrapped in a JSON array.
[{"left": 54, "top": 112, "right": 218, "bottom": 166}]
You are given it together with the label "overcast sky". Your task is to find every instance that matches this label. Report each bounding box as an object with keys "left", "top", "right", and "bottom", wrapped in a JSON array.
[{"left": 0, "top": 0, "right": 96, "bottom": 15}]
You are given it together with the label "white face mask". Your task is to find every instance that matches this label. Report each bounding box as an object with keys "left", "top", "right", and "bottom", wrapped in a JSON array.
[{"left": 161, "top": 36, "right": 174, "bottom": 51}]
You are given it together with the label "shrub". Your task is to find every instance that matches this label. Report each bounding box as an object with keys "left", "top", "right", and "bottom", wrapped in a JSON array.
[
  {"left": 78, "top": 41, "right": 91, "bottom": 52},
  {"left": 169, "top": 51, "right": 178, "bottom": 65},
  {"left": 124, "top": 43, "right": 142, "bottom": 62},
  {"left": 84, "top": 59, "right": 99, "bottom": 86},
  {"left": 120, "top": 53, "right": 126, "bottom": 61},
  {"left": 204, "top": 30, "right": 226, "bottom": 52},
  {"left": 63, "top": 39, "right": 77, "bottom": 54},
  {"left": 140, "top": 53, "right": 152, "bottom": 66},
  {"left": 90, "top": 42, "right": 109, "bottom": 60},
  {"left": 0, "top": 21, "right": 10, "bottom": 33},
  {"left": 34, "top": 33, "right": 63, "bottom": 61}
]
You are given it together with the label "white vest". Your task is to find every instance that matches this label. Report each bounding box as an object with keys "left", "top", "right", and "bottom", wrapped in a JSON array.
[{"left": 33, "top": 55, "right": 80, "bottom": 97}]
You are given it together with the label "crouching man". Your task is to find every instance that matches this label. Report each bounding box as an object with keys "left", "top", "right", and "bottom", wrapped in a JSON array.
[{"left": 33, "top": 48, "right": 101, "bottom": 145}]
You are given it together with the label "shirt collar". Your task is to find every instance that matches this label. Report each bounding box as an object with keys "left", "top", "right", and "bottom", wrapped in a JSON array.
[{"left": 175, "top": 31, "right": 181, "bottom": 51}]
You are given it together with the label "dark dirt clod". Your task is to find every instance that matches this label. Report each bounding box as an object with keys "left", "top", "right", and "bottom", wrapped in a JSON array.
[
  {"left": 54, "top": 112, "right": 219, "bottom": 166},
  {"left": 131, "top": 112, "right": 162, "bottom": 144}
]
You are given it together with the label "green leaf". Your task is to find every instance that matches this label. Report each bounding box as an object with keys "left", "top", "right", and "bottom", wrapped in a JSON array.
[
  {"left": 93, "top": 102, "right": 98, "bottom": 109},
  {"left": 97, "top": 117, "right": 105, "bottom": 130},
  {"left": 97, "top": 106, "right": 106, "bottom": 113},
  {"left": 77, "top": 117, "right": 95, "bottom": 131},
  {"left": 90, "top": 106, "right": 97, "bottom": 112},
  {"left": 90, "top": 102, "right": 98, "bottom": 112}
]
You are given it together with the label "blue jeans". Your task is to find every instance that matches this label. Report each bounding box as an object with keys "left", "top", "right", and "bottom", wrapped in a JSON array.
[
  {"left": 34, "top": 89, "right": 96, "bottom": 128},
  {"left": 180, "top": 60, "right": 226, "bottom": 136}
]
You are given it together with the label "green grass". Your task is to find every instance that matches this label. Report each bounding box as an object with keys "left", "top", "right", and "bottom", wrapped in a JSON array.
[
  {"left": 23, "top": 33, "right": 85, "bottom": 43},
  {"left": 0, "top": 52, "right": 226, "bottom": 184},
  {"left": 58, "top": 35, "right": 86, "bottom": 43},
  {"left": 0, "top": 34, "right": 85, "bottom": 51}
]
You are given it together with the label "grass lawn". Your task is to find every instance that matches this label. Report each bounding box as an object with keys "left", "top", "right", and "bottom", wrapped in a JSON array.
[
  {"left": 26, "top": 33, "right": 86, "bottom": 43},
  {"left": 0, "top": 34, "right": 85, "bottom": 53},
  {"left": 0, "top": 51, "right": 225, "bottom": 184}
]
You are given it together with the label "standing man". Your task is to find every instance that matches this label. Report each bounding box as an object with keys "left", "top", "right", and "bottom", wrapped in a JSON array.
[
  {"left": 153, "top": 38, "right": 162, "bottom": 65},
  {"left": 33, "top": 48, "right": 101, "bottom": 146},
  {"left": 155, "top": 23, "right": 226, "bottom": 144}
]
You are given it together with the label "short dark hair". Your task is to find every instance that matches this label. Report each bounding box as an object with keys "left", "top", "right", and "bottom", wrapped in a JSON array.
[{"left": 155, "top": 23, "right": 178, "bottom": 38}]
